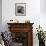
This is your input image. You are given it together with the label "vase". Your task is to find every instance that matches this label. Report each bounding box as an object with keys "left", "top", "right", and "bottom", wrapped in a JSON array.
[{"left": 39, "top": 40, "right": 45, "bottom": 46}]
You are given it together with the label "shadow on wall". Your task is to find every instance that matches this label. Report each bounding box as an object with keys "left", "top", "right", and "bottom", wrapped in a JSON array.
[
  {"left": 40, "top": 0, "right": 46, "bottom": 14},
  {"left": 0, "top": 0, "right": 2, "bottom": 32}
]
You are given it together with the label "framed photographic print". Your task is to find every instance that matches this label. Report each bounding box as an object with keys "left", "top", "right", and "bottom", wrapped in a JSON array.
[{"left": 15, "top": 3, "right": 26, "bottom": 16}]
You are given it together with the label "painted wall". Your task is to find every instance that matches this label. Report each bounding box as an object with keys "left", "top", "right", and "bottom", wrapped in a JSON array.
[
  {"left": 40, "top": 0, "right": 46, "bottom": 31},
  {"left": 2, "top": 0, "right": 40, "bottom": 46},
  {"left": 2, "top": 0, "right": 40, "bottom": 31},
  {"left": 2, "top": 0, "right": 46, "bottom": 46},
  {"left": 0, "top": 0, "right": 2, "bottom": 32}
]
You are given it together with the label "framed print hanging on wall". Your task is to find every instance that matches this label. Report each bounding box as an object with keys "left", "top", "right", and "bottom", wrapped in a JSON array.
[{"left": 15, "top": 3, "right": 26, "bottom": 16}]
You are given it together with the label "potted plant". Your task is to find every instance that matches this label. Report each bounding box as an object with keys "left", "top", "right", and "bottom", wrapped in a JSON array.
[{"left": 36, "top": 25, "right": 45, "bottom": 46}]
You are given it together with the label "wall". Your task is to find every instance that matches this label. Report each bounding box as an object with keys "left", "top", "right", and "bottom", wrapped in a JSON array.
[
  {"left": 2, "top": 0, "right": 40, "bottom": 30},
  {"left": 0, "top": 0, "right": 2, "bottom": 32},
  {"left": 40, "top": 0, "right": 46, "bottom": 31},
  {"left": 2, "top": 0, "right": 40, "bottom": 46},
  {"left": 2, "top": 0, "right": 46, "bottom": 46}
]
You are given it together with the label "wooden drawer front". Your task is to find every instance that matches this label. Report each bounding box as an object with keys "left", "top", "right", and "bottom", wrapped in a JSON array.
[
  {"left": 9, "top": 25, "right": 32, "bottom": 28},
  {"left": 8, "top": 25, "right": 33, "bottom": 32},
  {"left": 9, "top": 28, "right": 32, "bottom": 32}
]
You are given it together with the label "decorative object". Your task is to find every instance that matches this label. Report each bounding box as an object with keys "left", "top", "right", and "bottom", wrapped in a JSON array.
[
  {"left": 8, "top": 19, "right": 19, "bottom": 23},
  {"left": 0, "top": 32, "right": 5, "bottom": 46},
  {"left": 1, "top": 31, "right": 12, "bottom": 46},
  {"left": 25, "top": 20, "right": 30, "bottom": 23},
  {"left": 44, "top": 31, "right": 46, "bottom": 40},
  {"left": 36, "top": 25, "right": 45, "bottom": 46},
  {"left": 15, "top": 3, "right": 26, "bottom": 16}
]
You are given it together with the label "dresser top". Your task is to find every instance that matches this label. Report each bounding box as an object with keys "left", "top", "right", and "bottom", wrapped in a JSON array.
[{"left": 7, "top": 23, "right": 34, "bottom": 25}]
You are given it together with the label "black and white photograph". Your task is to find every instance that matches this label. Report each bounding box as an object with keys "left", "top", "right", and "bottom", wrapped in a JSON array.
[{"left": 15, "top": 3, "right": 26, "bottom": 16}]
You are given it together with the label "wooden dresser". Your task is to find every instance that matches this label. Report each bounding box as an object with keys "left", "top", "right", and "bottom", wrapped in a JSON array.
[{"left": 7, "top": 23, "right": 34, "bottom": 46}]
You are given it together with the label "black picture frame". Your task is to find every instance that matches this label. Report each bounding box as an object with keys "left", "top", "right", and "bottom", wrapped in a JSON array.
[{"left": 15, "top": 3, "right": 26, "bottom": 16}]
